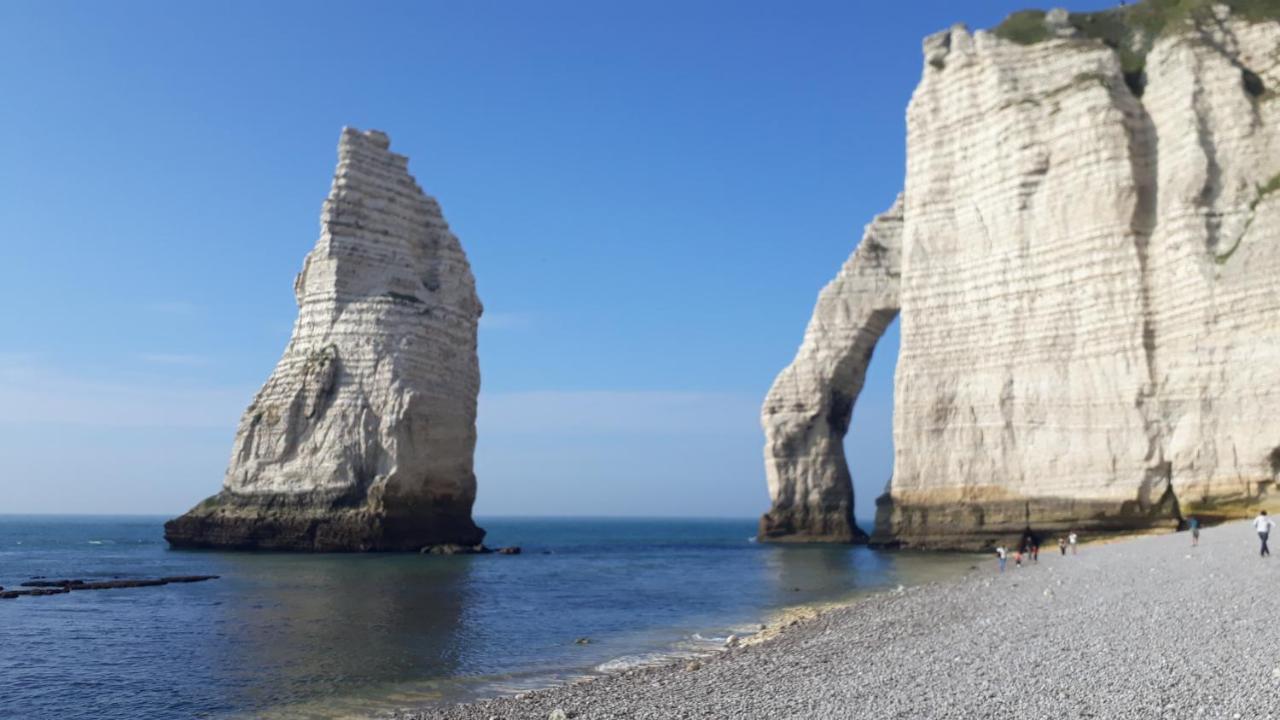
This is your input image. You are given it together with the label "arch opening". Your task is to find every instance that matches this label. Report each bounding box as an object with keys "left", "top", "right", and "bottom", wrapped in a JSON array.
[{"left": 844, "top": 315, "right": 900, "bottom": 531}]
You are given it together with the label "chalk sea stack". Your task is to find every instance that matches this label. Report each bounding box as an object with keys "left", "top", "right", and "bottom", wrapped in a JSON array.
[
  {"left": 165, "top": 127, "right": 484, "bottom": 551},
  {"left": 763, "top": 2, "right": 1280, "bottom": 548}
]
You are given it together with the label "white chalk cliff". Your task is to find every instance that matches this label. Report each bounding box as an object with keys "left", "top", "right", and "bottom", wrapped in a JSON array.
[
  {"left": 166, "top": 127, "right": 484, "bottom": 551},
  {"left": 763, "top": 3, "right": 1280, "bottom": 548}
]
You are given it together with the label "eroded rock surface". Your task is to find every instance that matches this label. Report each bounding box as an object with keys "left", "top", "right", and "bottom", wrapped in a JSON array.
[
  {"left": 760, "top": 198, "right": 902, "bottom": 543},
  {"left": 763, "top": 5, "right": 1280, "bottom": 548},
  {"left": 166, "top": 127, "right": 484, "bottom": 551}
]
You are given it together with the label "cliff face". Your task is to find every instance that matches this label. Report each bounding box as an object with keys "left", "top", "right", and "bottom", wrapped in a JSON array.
[
  {"left": 763, "top": 5, "right": 1280, "bottom": 548},
  {"left": 166, "top": 128, "right": 484, "bottom": 551}
]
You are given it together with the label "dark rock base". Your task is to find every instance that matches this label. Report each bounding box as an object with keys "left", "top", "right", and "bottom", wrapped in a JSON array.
[
  {"left": 164, "top": 491, "right": 484, "bottom": 552},
  {"left": 870, "top": 493, "right": 1182, "bottom": 550},
  {"left": 758, "top": 509, "right": 869, "bottom": 544}
]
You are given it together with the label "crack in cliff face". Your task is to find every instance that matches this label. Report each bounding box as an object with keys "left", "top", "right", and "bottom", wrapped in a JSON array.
[
  {"left": 1215, "top": 176, "right": 1276, "bottom": 263},
  {"left": 1179, "top": 14, "right": 1275, "bottom": 260},
  {"left": 1120, "top": 58, "right": 1178, "bottom": 517},
  {"left": 1191, "top": 62, "right": 1228, "bottom": 254},
  {"left": 1195, "top": 19, "right": 1280, "bottom": 263}
]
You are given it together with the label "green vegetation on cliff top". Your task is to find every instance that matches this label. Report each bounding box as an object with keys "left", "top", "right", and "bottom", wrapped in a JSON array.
[{"left": 995, "top": 0, "right": 1280, "bottom": 75}]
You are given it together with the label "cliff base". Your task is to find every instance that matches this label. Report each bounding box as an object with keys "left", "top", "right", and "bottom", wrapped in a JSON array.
[{"left": 164, "top": 491, "right": 484, "bottom": 552}]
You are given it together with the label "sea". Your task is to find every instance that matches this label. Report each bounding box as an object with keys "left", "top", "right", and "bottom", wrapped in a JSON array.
[{"left": 0, "top": 515, "right": 975, "bottom": 719}]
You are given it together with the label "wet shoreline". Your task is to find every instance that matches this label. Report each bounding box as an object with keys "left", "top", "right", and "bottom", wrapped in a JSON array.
[{"left": 402, "top": 522, "right": 1271, "bottom": 719}]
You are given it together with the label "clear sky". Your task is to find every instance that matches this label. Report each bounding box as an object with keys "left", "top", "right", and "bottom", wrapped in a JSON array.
[{"left": 0, "top": 1, "right": 1118, "bottom": 523}]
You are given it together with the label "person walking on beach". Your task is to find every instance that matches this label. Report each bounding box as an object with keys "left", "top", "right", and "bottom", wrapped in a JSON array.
[
  {"left": 996, "top": 546, "right": 1007, "bottom": 573},
  {"left": 1254, "top": 511, "right": 1274, "bottom": 557},
  {"left": 1013, "top": 548, "right": 1023, "bottom": 568},
  {"left": 1031, "top": 539, "right": 1040, "bottom": 563},
  {"left": 1188, "top": 516, "right": 1200, "bottom": 547},
  {"left": 1068, "top": 531, "right": 1079, "bottom": 555},
  {"left": 1058, "top": 537, "right": 1067, "bottom": 555}
]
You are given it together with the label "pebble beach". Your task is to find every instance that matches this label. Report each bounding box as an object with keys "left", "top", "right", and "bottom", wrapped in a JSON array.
[{"left": 403, "top": 520, "right": 1280, "bottom": 719}]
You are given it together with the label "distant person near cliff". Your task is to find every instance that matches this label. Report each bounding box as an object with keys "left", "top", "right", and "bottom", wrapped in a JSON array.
[
  {"left": 1188, "top": 517, "right": 1200, "bottom": 547},
  {"left": 1068, "top": 532, "right": 1079, "bottom": 555},
  {"left": 996, "top": 546, "right": 1007, "bottom": 573},
  {"left": 1253, "top": 512, "right": 1274, "bottom": 557},
  {"left": 1018, "top": 528, "right": 1036, "bottom": 557},
  {"left": 1058, "top": 537, "right": 1067, "bottom": 555}
]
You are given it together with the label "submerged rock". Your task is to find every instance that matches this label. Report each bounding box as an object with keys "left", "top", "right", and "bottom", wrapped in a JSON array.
[
  {"left": 161, "top": 575, "right": 221, "bottom": 584},
  {"left": 763, "top": 4, "right": 1280, "bottom": 549},
  {"left": 20, "top": 579, "right": 86, "bottom": 588},
  {"left": 0, "top": 575, "right": 220, "bottom": 599},
  {"left": 165, "top": 128, "right": 484, "bottom": 552},
  {"left": 420, "top": 544, "right": 489, "bottom": 555}
]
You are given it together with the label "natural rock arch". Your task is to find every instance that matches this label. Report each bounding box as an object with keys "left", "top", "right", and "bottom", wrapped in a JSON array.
[
  {"left": 763, "top": 9, "right": 1280, "bottom": 549},
  {"left": 759, "top": 196, "right": 902, "bottom": 543}
]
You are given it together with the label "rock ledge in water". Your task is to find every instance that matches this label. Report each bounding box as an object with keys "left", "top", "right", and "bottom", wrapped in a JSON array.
[{"left": 0, "top": 575, "right": 219, "bottom": 599}]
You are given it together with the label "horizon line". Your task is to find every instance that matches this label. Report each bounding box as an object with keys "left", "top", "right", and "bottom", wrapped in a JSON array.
[{"left": 0, "top": 512, "right": 879, "bottom": 523}]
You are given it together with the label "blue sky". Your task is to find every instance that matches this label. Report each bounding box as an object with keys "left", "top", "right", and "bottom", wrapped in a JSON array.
[{"left": 0, "top": 1, "right": 1117, "bottom": 521}]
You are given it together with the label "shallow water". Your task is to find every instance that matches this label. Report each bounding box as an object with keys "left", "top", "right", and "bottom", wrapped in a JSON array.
[{"left": 0, "top": 516, "right": 974, "bottom": 719}]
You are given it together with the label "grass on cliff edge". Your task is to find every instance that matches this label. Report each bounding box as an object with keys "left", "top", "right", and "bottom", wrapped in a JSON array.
[{"left": 995, "top": 1, "right": 1280, "bottom": 76}]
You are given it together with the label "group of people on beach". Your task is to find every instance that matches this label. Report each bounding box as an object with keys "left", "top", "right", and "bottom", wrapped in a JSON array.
[
  {"left": 995, "top": 512, "right": 1280, "bottom": 571},
  {"left": 994, "top": 529, "right": 1077, "bottom": 572}
]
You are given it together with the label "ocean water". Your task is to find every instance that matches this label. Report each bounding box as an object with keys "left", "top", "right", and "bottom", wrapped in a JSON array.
[{"left": 0, "top": 516, "right": 974, "bottom": 719}]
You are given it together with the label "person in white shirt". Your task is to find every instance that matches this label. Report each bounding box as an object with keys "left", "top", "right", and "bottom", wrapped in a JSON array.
[
  {"left": 1068, "top": 531, "right": 1079, "bottom": 555},
  {"left": 1253, "top": 511, "right": 1275, "bottom": 557},
  {"left": 995, "top": 546, "right": 1007, "bottom": 573}
]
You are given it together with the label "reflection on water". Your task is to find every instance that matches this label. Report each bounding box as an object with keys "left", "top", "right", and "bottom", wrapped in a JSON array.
[
  {"left": 206, "top": 554, "right": 474, "bottom": 716},
  {"left": 0, "top": 516, "right": 976, "bottom": 720},
  {"left": 760, "top": 542, "right": 975, "bottom": 607}
]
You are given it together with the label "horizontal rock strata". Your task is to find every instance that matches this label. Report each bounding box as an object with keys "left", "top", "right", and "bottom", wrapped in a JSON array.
[
  {"left": 166, "top": 128, "right": 484, "bottom": 551},
  {"left": 763, "top": 3, "right": 1280, "bottom": 549}
]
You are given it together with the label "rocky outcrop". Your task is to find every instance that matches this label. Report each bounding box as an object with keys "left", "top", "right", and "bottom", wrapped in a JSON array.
[
  {"left": 0, "top": 576, "right": 220, "bottom": 599},
  {"left": 763, "top": 3, "right": 1280, "bottom": 548},
  {"left": 166, "top": 127, "right": 485, "bottom": 551}
]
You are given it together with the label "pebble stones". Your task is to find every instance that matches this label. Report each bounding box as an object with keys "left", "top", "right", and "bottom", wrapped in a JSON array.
[{"left": 402, "top": 520, "right": 1280, "bottom": 719}]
